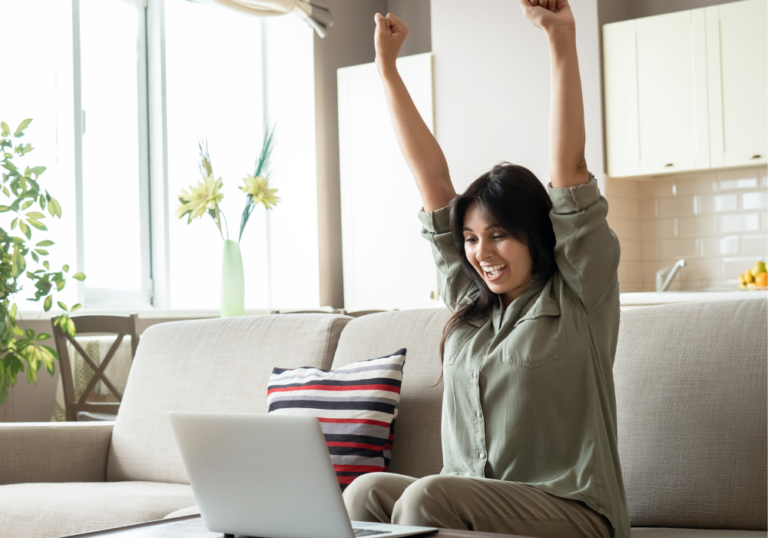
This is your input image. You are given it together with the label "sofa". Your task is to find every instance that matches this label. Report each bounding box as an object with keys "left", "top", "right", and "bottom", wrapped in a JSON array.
[{"left": 0, "top": 299, "right": 765, "bottom": 538}]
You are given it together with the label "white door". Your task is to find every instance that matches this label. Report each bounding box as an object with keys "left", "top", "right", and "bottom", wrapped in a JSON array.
[
  {"left": 337, "top": 54, "right": 441, "bottom": 312},
  {"left": 634, "top": 10, "right": 710, "bottom": 175},
  {"left": 706, "top": 0, "right": 768, "bottom": 168}
]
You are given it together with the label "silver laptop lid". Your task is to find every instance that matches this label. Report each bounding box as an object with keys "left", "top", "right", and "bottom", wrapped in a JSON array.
[{"left": 169, "top": 412, "right": 355, "bottom": 538}]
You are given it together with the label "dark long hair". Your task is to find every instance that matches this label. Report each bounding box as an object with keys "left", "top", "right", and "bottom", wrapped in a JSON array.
[{"left": 438, "top": 162, "right": 557, "bottom": 361}]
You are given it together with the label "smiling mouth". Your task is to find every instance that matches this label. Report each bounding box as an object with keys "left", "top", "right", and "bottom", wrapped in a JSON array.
[{"left": 481, "top": 263, "right": 507, "bottom": 281}]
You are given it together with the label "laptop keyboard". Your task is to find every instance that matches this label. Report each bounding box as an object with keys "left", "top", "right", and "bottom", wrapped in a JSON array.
[{"left": 353, "top": 529, "right": 390, "bottom": 537}]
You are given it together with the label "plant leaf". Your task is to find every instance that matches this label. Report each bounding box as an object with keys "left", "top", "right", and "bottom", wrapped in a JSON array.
[
  {"left": 57, "top": 301, "right": 67, "bottom": 311},
  {"left": 36, "top": 332, "right": 51, "bottom": 341},
  {"left": 72, "top": 272, "right": 85, "bottom": 281},
  {"left": 36, "top": 240, "right": 54, "bottom": 247},
  {"left": 18, "top": 220, "right": 30, "bottom": 239},
  {"left": 62, "top": 264, "right": 69, "bottom": 273},
  {"left": 25, "top": 211, "right": 44, "bottom": 219},
  {"left": 67, "top": 318, "right": 75, "bottom": 337},
  {"left": 43, "top": 295, "right": 52, "bottom": 312},
  {"left": 14, "top": 119, "right": 32, "bottom": 138},
  {"left": 0, "top": 122, "right": 9, "bottom": 137},
  {"left": 27, "top": 219, "right": 47, "bottom": 231},
  {"left": 71, "top": 303, "right": 81, "bottom": 312}
]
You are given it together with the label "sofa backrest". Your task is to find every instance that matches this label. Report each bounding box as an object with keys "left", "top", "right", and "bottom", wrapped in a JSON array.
[
  {"left": 615, "top": 299, "right": 767, "bottom": 531},
  {"left": 107, "top": 314, "right": 351, "bottom": 484},
  {"left": 331, "top": 308, "right": 449, "bottom": 479}
]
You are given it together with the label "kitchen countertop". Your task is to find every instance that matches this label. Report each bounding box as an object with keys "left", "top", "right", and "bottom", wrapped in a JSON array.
[{"left": 620, "top": 290, "right": 768, "bottom": 307}]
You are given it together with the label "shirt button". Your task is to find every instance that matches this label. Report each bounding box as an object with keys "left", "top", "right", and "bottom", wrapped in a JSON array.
[
  {"left": 476, "top": 411, "right": 482, "bottom": 419},
  {"left": 479, "top": 453, "right": 485, "bottom": 459},
  {"left": 472, "top": 372, "right": 478, "bottom": 378}
]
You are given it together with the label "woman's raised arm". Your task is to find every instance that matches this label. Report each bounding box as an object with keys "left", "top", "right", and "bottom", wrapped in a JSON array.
[
  {"left": 375, "top": 13, "right": 456, "bottom": 211},
  {"left": 520, "top": 0, "right": 590, "bottom": 189}
]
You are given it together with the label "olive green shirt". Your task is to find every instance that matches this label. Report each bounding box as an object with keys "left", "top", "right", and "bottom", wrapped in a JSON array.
[{"left": 418, "top": 175, "right": 630, "bottom": 538}]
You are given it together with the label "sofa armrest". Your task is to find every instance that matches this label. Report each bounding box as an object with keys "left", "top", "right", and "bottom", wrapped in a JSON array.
[{"left": 0, "top": 422, "right": 113, "bottom": 485}]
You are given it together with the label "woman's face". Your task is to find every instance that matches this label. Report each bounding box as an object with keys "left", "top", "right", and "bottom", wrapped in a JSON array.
[{"left": 462, "top": 203, "right": 534, "bottom": 306}]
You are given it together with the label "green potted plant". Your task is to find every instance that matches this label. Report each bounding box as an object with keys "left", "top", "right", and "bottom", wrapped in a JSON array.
[{"left": 0, "top": 119, "right": 85, "bottom": 406}]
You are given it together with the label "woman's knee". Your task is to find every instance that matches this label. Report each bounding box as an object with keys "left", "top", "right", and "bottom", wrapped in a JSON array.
[
  {"left": 343, "top": 472, "right": 416, "bottom": 523},
  {"left": 393, "top": 475, "right": 463, "bottom": 528}
]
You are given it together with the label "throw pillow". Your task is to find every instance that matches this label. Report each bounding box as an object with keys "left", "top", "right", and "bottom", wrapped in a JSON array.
[{"left": 267, "top": 349, "right": 406, "bottom": 490}]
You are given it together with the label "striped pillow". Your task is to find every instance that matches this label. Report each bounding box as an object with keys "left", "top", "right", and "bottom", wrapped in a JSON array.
[{"left": 267, "top": 349, "right": 406, "bottom": 490}]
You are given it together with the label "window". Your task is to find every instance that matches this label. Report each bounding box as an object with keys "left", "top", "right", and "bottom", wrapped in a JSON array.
[{"left": 3, "top": 0, "right": 318, "bottom": 312}]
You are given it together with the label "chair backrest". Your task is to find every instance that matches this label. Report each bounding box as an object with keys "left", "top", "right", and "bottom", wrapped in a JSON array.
[
  {"left": 330, "top": 308, "right": 449, "bottom": 479},
  {"left": 615, "top": 298, "right": 767, "bottom": 531},
  {"left": 106, "top": 313, "right": 352, "bottom": 484},
  {"left": 52, "top": 314, "right": 140, "bottom": 421}
]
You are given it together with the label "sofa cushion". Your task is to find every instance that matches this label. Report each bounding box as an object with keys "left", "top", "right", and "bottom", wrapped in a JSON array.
[
  {"left": 615, "top": 299, "right": 767, "bottom": 530},
  {"left": 107, "top": 314, "right": 351, "bottom": 484},
  {"left": 331, "top": 308, "right": 449, "bottom": 479},
  {"left": 0, "top": 481, "right": 195, "bottom": 538}
]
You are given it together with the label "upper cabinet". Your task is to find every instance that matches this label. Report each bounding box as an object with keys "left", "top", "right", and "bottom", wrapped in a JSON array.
[
  {"left": 603, "top": 0, "right": 767, "bottom": 178},
  {"left": 706, "top": 1, "right": 768, "bottom": 168}
]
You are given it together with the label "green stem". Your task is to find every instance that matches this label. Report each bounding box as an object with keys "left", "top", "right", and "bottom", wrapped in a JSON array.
[{"left": 214, "top": 205, "right": 224, "bottom": 240}]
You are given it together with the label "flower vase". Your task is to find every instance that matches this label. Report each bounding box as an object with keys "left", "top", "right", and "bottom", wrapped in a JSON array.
[{"left": 221, "top": 239, "right": 245, "bottom": 317}]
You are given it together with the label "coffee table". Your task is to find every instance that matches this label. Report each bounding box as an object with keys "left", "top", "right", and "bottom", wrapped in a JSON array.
[{"left": 62, "top": 515, "right": 532, "bottom": 538}]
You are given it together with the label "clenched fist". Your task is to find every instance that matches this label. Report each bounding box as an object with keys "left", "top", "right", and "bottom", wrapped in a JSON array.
[
  {"left": 520, "top": 0, "right": 576, "bottom": 32},
  {"left": 374, "top": 13, "right": 408, "bottom": 74}
]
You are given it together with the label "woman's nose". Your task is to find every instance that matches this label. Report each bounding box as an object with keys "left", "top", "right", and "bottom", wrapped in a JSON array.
[{"left": 476, "top": 239, "right": 494, "bottom": 261}]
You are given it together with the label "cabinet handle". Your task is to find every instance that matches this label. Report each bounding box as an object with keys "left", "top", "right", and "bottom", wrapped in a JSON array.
[
  {"left": 430, "top": 290, "right": 436, "bottom": 300},
  {"left": 664, "top": 163, "right": 674, "bottom": 168},
  {"left": 751, "top": 154, "right": 762, "bottom": 159}
]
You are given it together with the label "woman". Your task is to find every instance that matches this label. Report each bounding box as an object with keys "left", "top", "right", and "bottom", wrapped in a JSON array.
[{"left": 343, "top": 1, "right": 630, "bottom": 538}]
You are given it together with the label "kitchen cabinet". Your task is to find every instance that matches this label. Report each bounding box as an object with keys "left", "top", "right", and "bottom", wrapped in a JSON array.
[
  {"left": 603, "top": 0, "right": 767, "bottom": 178},
  {"left": 706, "top": 0, "right": 767, "bottom": 168}
]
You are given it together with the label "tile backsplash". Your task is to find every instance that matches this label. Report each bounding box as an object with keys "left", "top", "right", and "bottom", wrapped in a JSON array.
[{"left": 606, "top": 167, "right": 768, "bottom": 293}]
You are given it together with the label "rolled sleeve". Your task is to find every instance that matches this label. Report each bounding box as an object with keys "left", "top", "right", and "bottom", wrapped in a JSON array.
[
  {"left": 547, "top": 174, "right": 620, "bottom": 313},
  {"left": 548, "top": 174, "right": 602, "bottom": 214},
  {"left": 419, "top": 206, "right": 475, "bottom": 310},
  {"left": 418, "top": 205, "right": 452, "bottom": 233}
]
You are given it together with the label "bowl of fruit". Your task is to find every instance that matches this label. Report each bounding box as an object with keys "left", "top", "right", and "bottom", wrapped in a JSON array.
[{"left": 739, "top": 261, "right": 768, "bottom": 290}]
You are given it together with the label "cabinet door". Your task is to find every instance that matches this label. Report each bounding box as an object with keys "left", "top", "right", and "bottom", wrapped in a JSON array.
[
  {"left": 634, "top": 11, "right": 710, "bottom": 175},
  {"left": 603, "top": 21, "right": 640, "bottom": 177},
  {"left": 706, "top": 0, "right": 768, "bottom": 168},
  {"left": 603, "top": 12, "right": 709, "bottom": 178}
]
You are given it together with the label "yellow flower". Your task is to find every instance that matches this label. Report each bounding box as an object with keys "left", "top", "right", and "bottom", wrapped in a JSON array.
[
  {"left": 175, "top": 173, "right": 225, "bottom": 223},
  {"left": 240, "top": 174, "right": 280, "bottom": 210}
]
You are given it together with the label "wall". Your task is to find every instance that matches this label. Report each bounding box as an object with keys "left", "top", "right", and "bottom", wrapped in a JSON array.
[
  {"left": 430, "top": 0, "right": 605, "bottom": 194},
  {"left": 314, "top": 0, "right": 431, "bottom": 309},
  {"left": 607, "top": 166, "right": 768, "bottom": 292}
]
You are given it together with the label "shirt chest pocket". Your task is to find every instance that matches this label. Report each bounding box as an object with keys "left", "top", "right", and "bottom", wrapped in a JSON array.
[{"left": 503, "top": 310, "right": 561, "bottom": 368}]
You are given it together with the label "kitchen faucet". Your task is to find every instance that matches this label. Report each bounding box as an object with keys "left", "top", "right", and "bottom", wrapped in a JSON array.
[{"left": 656, "top": 259, "right": 687, "bottom": 292}]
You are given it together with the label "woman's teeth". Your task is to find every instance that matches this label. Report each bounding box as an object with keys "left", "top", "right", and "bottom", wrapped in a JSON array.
[{"left": 482, "top": 263, "right": 506, "bottom": 276}]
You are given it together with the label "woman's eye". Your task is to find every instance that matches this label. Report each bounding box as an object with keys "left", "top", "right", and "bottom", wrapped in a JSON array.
[
  {"left": 493, "top": 235, "right": 505, "bottom": 240},
  {"left": 464, "top": 237, "right": 476, "bottom": 243}
]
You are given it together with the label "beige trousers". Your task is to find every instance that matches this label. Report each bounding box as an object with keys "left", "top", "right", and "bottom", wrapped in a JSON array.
[{"left": 343, "top": 473, "right": 612, "bottom": 538}]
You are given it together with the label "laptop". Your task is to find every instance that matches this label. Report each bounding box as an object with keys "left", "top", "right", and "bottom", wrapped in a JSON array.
[{"left": 169, "top": 412, "right": 438, "bottom": 538}]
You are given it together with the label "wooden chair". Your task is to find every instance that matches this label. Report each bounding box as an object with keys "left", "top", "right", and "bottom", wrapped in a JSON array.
[{"left": 52, "top": 314, "right": 140, "bottom": 422}]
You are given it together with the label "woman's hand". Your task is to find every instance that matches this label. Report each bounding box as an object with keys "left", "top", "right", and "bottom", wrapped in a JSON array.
[
  {"left": 519, "top": 0, "right": 575, "bottom": 33},
  {"left": 374, "top": 13, "right": 408, "bottom": 75}
]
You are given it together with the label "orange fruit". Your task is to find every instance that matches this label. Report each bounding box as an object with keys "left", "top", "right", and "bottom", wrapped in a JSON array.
[{"left": 756, "top": 272, "right": 768, "bottom": 288}]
